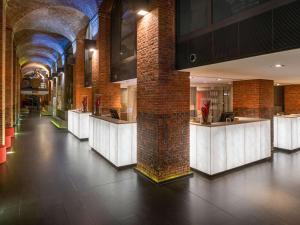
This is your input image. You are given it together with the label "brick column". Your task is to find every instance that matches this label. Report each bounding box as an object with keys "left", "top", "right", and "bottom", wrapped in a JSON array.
[
  {"left": 0, "top": 0, "right": 5, "bottom": 145},
  {"left": 73, "top": 37, "right": 92, "bottom": 111},
  {"left": 136, "top": 0, "right": 191, "bottom": 183},
  {"left": 233, "top": 79, "right": 274, "bottom": 119},
  {"left": 284, "top": 85, "right": 300, "bottom": 114},
  {"left": 5, "top": 28, "right": 13, "bottom": 128},
  {"left": 93, "top": 8, "right": 121, "bottom": 114},
  {"left": 16, "top": 62, "right": 21, "bottom": 120},
  {"left": 13, "top": 48, "right": 16, "bottom": 124}
]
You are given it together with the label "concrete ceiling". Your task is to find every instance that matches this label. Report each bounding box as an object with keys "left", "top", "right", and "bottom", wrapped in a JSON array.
[
  {"left": 184, "top": 48, "right": 300, "bottom": 85},
  {"left": 7, "top": 0, "right": 102, "bottom": 75}
]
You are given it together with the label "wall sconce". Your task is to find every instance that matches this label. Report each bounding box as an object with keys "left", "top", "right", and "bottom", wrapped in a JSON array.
[
  {"left": 137, "top": 10, "right": 149, "bottom": 16},
  {"left": 85, "top": 39, "right": 97, "bottom": 52},
  {"left": 135, "top": 0, "right": 149, "bottom": 16}
]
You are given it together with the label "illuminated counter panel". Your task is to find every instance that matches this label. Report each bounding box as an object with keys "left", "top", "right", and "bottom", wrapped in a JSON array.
[
  {"left": 274, "top": 116, "right": 300, "bottom": 151},
  {"left": 68, "top": 110, "right": 91, "bottom": 140},
  {"left": 89, "top": 116, "right": 137, "bottom": 168},
  {"left": 190, "top": 119, "right": 271, "bottom": 176}
]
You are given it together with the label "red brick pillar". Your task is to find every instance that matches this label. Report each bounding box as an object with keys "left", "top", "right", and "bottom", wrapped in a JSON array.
[
  {"left": 136, "top": 0, "right": 191, "bottom": 183},
  {"left": 0, "top": 0, "right": 5, "bottom": 145},
  {"left": 233, "top": 79, "right": 274, "bottom": 119},
  {"left": 5, "top": 28, "right": 13, "bottom": 128},
  {"left": 16, "top": 62, "right": 21, "bottom": 120},
  {"left": 284, "top": 85, "right": 300, "bottom": 114},
  {"left": 93, "top": 8, "right": 121, "bottom": 114},
  {"left": 73, "top": 37, "right": 92, "bottom": 111},
  {"left": 13, "top": 48, "right": 16, "bottom": 125},
  {"left": 73, "top": 34, "right": 93, "bottom": 111}
]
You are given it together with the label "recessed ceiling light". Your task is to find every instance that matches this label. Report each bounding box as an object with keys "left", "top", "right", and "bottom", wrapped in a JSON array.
[
  {"left": 276, "top": 83, "right": 281, "bottom": 86},
  {"left": 274, "top": 64, "right": 284, "bottom": 68},
  {"left": 137, "top": 10, "right": 149, "bottom": 16},
  {"left": 217, "top": 78, "right": 222, "bottom": 81}
]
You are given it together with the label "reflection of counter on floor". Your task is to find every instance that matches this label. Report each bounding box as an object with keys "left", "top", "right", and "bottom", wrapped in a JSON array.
[
  {"left": 190, "top": 119, "right": 271, "bottom": 176},
  {"left": 274, "top": 115, "right": 300, "bottom": 151},
  {"left": 89, "top": 115, "right": 137, "bottom": 168},
  {"left": 68, "top": 110, "right": 91, "bottom": 140}
]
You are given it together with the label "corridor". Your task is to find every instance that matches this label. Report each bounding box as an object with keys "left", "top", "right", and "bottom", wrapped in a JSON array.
[{"left": 1, "top": 114, "right": 300, "bottom": 225}]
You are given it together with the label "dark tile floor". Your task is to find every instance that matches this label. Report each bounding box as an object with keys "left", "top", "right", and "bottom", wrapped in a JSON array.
[{"left": 1, "top": 114, "right": 300, "bottom": 225}]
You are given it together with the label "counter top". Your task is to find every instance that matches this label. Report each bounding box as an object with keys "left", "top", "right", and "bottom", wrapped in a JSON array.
[
  {"left": 274, "top": 115, "right": 300, "bottom": 118},
  {"left": 90, "top": 115, "right": 136, "bottom": 124},
  {"left": 190, "top": 118, "right": 269, "bottom": 127},
  {"left": 70, "top": 110, "right": 91, "bottom": 114}
]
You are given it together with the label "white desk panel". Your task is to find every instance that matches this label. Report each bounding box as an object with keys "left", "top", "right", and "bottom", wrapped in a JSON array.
[
  {"left": 68, "top": 110, "right": 91, "bottom": 140},
  {"left": 190, "top": 119, "right": 271, "bottom": 176},
  {"left": 89, "top": 116, "right": 137, "bottom": 168},
  {"left": 274, "top": 116, "right": 300, "bottom": 151}
]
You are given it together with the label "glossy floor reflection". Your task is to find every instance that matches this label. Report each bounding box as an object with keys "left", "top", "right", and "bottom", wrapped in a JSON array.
[{"left": 1, "top": 114, "right": 300, "bottom": 225}]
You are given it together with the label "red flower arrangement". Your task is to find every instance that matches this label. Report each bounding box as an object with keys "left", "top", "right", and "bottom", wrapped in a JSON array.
[
  {"left": 95, "top": 96, "right": 101, "bottom": 116},
  {"left": 82, "top": 96, "right": 88, "bottom": 112},
  {"left": 201, "top": 100, "right": 211, "bottom": 124}
]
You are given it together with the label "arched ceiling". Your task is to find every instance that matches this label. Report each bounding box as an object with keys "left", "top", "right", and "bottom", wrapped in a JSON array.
[
  {"left": 7, "top": 0, "right": 103, "bottom": 75},
  {"left": 21, "top": 63, "right": 50, "bottom": 76},
  {"left": 13, "top": 6, "right": 89, "bottom": 42}
]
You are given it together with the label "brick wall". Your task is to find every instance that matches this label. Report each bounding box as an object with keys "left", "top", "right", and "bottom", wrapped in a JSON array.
[
  {"left": 233, "top": 79, "right": 274, "bottom": 119},
  {"left": 92, "top": 4, "right": 121, "bottom": 114},
  {"left": 0, "top": 0, "right": 5, "bottom": 145},
  {"left": 16, "top": 62, "right": 21, "bottom": 121},
  {"left": 284, "top": 85, "right": 300, "bottom": 114},
  {"left": 13, "top": 47, "right": 16, "bottom": 124},
  {"left": 5, "top": 28, "right": 13, "bottom": 128},
  {"left": 73, "top": 38, "right": 92, "bottom": 111},
  {"left": 136, "top": 0, "right": 191, "bottom": 182}
]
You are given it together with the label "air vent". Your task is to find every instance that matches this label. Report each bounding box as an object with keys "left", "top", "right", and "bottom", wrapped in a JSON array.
[
  {"left": 213, "top": 24, "right": 238, "bottom": 61},
  {"left": 274, "top": 1, "right": 300, "bottom": 50},
  {"left": 239, "top": 11, "right": 272, "bottom": 56}
]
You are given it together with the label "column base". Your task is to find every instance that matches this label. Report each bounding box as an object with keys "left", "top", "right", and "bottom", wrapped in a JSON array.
[
  {"left": 134, "top": 167, "right": 193, "bottom": 184},
  {"left": 0, "top": 145, "right": 6, "bottom": 164},
  {"left": 6, "top": 127, "right": 15, "bottom": 138},
  {"left": 5, "top": 135, "right": 12, "bottom": 149}
]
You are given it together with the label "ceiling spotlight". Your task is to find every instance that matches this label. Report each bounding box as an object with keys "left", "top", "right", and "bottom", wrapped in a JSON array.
[
  {"left": 274, "top": 64, "right": 284, "bottom": 68},
  {"left": 217, "top": 78, "right": 222, "bottom": 81},
  {"left": 137, "top": 10, "right": 149, "bottom": 16},
  {"left": 276, "top": 83, "right": 281, "bottom": 86}
]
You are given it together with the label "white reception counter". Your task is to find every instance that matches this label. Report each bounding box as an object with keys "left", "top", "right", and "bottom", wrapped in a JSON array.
[
  {"left": 274, "top": 115, "right": 300, "bottom": 151},
  {"left": 190, "top": 119, "right": 271, "bottom": 176},
  {"left": 68, "top": 110, "right": 91, "bottom": 140},
  {"left": 89, "top": 115, "right": 137, "bottom": 168}
]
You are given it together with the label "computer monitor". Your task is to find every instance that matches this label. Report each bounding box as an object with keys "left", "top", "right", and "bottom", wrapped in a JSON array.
[
  {"left": 219, "top": 112, "right": 235, "bottom": 122},
  {"left": 110, "top": 109, "right": 120, "bottom": 120}
]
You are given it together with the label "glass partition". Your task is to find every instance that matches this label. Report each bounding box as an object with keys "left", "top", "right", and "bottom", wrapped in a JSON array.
[{"left": 190, "top": 84, "right": 232, "bottom": 123}]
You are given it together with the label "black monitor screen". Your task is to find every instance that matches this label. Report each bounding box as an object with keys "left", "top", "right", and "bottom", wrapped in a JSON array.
[
  {"left": 220, "top": 112, "right": 235, "bottom": 122},
  {"left": 110, "top": 109, "right": 120, "bottom": 120}
]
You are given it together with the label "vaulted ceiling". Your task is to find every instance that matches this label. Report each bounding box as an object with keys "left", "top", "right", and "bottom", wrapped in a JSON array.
[{"left": 6, "top": 0, "right": 103, "bottom": 75}]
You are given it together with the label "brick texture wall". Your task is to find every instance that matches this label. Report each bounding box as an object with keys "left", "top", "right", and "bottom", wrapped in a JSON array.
[
  {"left": 13, "top": 47, "right": 16, "bottom": 124},
  {"left": 73, "top": 38, "right": 92, "bottom": 111},
  {"left": 0, "top": 1, "right": 5, "bottom": 145},
  {"left": 233, "top": 79, "right": 274, "bottom": 119},
  {"left": 92, "top": 4, "right": 121, "bottom": 114},
  {"left": 5, "top": 28, "right": 13, "bottom": 128},
  {"left": 16, "top": 62, "right": 21, "bottom": 122},
  {"left": 284, "top": 85, "right": 300, "bottom": 114},
  {"left": 136, "top": 0, "right": 191, "bottom": 182}
]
